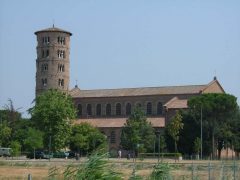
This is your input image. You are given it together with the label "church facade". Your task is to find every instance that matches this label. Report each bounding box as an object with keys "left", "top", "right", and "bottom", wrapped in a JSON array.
[{"left": 35, "top": 26, "right": 225, "bottom": 152}]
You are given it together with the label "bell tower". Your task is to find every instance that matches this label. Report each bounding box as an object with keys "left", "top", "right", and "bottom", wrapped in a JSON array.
[{"left": 35, "top": 26, "right": 72, "bottom": 96}]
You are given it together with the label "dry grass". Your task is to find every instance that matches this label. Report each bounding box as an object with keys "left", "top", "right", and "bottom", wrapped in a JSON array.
[
  {"left": 0, "top": 158, "right": 239, "bottom": 179},
  {"left": 0, "top": 166, "right": 48, "bottom": 180}
]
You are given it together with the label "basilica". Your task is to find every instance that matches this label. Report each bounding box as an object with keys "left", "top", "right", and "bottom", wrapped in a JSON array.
[{"left": 35, "top": 26, "right": 225, "bottom": 152}]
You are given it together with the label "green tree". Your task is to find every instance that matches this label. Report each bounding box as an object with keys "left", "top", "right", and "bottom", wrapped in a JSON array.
[
  {"left": 3, "top": 99, "right": 21, "bottom": 133},
  {"left": 69, "top": 123, "right": 106, "bottom": 155},
  {"left": 120, "top": 107, "right": 156, "bottom": 155},
  {"left": 166, "top": 110, "right": 184, "bottom": 154},
  {"left": 193, "top": 137, "right": 201, "bottom": 155},
  {"left": 29, "top": 89, "right": 76, "bottom": 151},
  {"left": 231, "top": 107, "right": 240, "bottom": 158},
  {"left": 10, "top": 141, "right": 21, "bottom": 156},
  {"left": 177, "top": 111, "right": 200, "bottom": 156},
  {"left": 23, "top": 127, "right": 43, "bottom": 152},
  {"left": 0, "top": 122, "right": 11, "bottom": 147},
  {"left": 188, "top": 93, "right": 238, "bottom": 159},
  {"left": 11, "top": 118, "right": 33, "bottom": 151}
]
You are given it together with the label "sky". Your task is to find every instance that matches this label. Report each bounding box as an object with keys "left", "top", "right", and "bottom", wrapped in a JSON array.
[{"left": 0, "top": 0, "right": 239, "bottom": 117}]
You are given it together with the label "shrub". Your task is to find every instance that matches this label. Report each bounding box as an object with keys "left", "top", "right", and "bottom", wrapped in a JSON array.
[
  {"left": 9, "top": 141, "right": 21, "bottom": 156},
  {"left": 150, "top": 163, "right": 172, "bottom": 180}
]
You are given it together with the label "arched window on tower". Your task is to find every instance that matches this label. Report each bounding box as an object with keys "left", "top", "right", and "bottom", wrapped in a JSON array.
[
  {"left": 126, "top": 103, "right": 131, "bottom": 115},
  {"left": 106, "top": 104, "right": 111, "bottom": 116},
  {"left": 87, "top": 104, "right": 92, "bottom": 116},
  {"left": 58, "top": 64, "right": 64, "bottom": 72},
  {"left": 58, "top": 36, "right": 65, "bottom": 45},
  {"left": 146, "top": 102, "right": 152, "bottom": 115},
  {"left": 42, "top": 78, "right": 47, "bottom": 87},
  {"left": 46, "top": 50, "right": 49, "bottom": 57},
  {"left": 96, "top": 104, "right": 101, "bottom": 116},
  {"left": 58, "top": 79, "right": 64, "bottom": 87},
  {"left": 116, "top": 103, "right": 121, "bottom": 116},
  {"left": 44, "top": 64, "right": 48, "bottom": 71},
  {"left": 157, "top": 102, "right": 163, "bottom": 115},
  {"left": 77, "top": 104, "right": 82, "bottom": 117},
  {"left": 57, "top": 50, "right": 65, "bottom": 59}
]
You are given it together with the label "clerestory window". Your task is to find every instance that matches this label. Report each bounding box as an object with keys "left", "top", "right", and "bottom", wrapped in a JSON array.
[
  {"left": 106, "top": 104, "right": 111, "bottom": 116},
  {"left": 157, "top": 102, "right": 163, "bottom": 115},
  {"left": 77, "top": 104, "right": 82, "bottom": 117},
  {"left": 126, "top": 103, "right": 131, "bottom": 115},
  {"left": 87, "top": 104, "right": 92, "bottom": 116},
  {"left": 146, "top": 102, "right": 152, "bottom": 115},
  {"left": 116, "top": 103, "right": 121, "bottom": 116},
  {"left": 96, "top": 104, "right": 101, "bottom": 116}
]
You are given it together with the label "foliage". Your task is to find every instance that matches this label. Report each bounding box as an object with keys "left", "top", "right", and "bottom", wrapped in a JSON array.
[
  {"left": 0, "top": 99, "right": 22, "bottom": 147},
  {"left": 23, "top": 127, "right": 43, "bottom": 152},
  {"left": 128, "top": 175, "right": 143, "bottom": 180},
  {"left": 159, "top": 136, "right": 167, "bottom": 152},
  {"left": 10, "top": 141, "right": 21, "bottom": 156},
  {"left": 120, "top": 107, "right": 156, "bottom": 154},
  {"left": 166, "top": 111, "right": 183, "bottom": 153},
  {"left": 3, "top": 99, "right": 22, "bottom": 133},
  {"left": 0, "top": 100, "right": 32, "bottom": 149},
  {"left": 177, "top": 111, "right": 200, "bottom": 155},
  {"left": 11, "top": 119, "right": 33, "bottom": 151},
  {"left": 69, "top": 123, "right": 106, "bottom": 155},
  {"left": 193, "top": 137, "right": 201, "bottom": 154},
  {"left": 0, "top": 122, "right": 11, "bottom": 147},
  {"left": 61, "top": 152, "right": 123, "bottom": 179},
  {"left": 188, "top": 93, "right": 238, "bottom": 159},
  {"left": 150, "top": 163, "right": 172, "bottom": 180},
  {"left": 230, "top": 107, "right": 240, "bottom": 156},
  {"left": 29, "top": 89, "right": 76, "bottom": 151}
]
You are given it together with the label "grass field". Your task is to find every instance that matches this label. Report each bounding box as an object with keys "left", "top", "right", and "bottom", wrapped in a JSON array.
[{"left": 0, "top": 157, "right": 239, "bottom": 179}]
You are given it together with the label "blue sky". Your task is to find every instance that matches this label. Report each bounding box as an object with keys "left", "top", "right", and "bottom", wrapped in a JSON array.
[{"left": 0, "top": 0, "right": 239, "bottom": 117}]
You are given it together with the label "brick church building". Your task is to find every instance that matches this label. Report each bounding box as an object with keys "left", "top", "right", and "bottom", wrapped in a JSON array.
[{"left": 34, "top": 26, "right": 225, "bottom": 152}]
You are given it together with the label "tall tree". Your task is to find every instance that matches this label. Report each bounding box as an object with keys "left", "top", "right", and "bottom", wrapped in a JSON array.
[
  {"left": 69, "top": 123, "right": 106, "bottom": 155},
  {"left": 0, "top": 122, "right": 11, "bottom": 147},
  {"left": 231, "top": 106, "right": 240, "bottom": 158},
  {"left": 23, "top": 127, "right": 44, "bottom": 152},
  {"left": 2, "top": 99, "right": 21, "bottom": 135},
  {"left": 29, "top": 89, "right": 76, "bottom": 151},
  {"left": 120, "top": 107, "right": 155, "bottom": 155},
  {"left": 188, "top": 93, "right": 238, "bottom": 159},
  {"left": 166, "top": 110, "right": 184, "bottom": 154}
]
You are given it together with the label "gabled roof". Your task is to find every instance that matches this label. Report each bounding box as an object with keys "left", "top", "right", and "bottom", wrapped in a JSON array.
[
  {"left": 70, "top": 85, "right": 206, "bottom": 98},
  {"left": 35, "top": 26, "right": 72, "bottom": 36},
  {"left": 74, "top": 117, "right": 165, "bottom": 128},
  {"left": 164, "top": 97, "right": 188, "bottom": 109},
  {"left": 201, "top": 78, "right": 225, "bottom": 93},
  {"left": 70, "top": 78, "right": 223, "bottom": 98}
]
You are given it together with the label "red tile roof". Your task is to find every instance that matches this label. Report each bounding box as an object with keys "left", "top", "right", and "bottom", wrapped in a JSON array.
[
  {"left": 70, "top": 84, "right": 206, "bottom": 98},
  {"left": 164, "top": 97, "right": 188, "bottom": 109},
  {"left": 74, "top": 117, "right": 165, "bottom": 128}
]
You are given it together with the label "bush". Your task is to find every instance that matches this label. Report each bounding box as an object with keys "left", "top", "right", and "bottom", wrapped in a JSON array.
[
  {"left": 150, "top": 163, "right": 172, "bottom": 180},
  {"left": 9, "top": 141, "right": 21, "bottom": 156}
]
